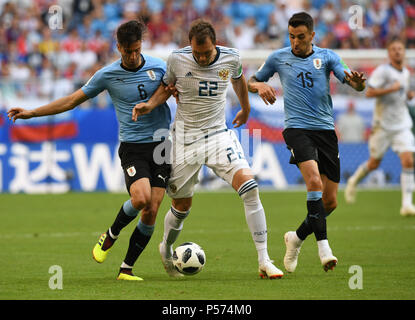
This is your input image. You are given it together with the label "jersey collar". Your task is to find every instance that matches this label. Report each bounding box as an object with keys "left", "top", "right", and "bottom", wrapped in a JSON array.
[
  {"left": 120, "top": 54, "right": 146, "bottom": 72},
  {"left": 192, "top": 46, "right": 221, "bottom": 66},
  {"left": 209, "top": 46, "right": 221, "bottom": 66},
  {"left": 389, "top": 63, "right": 403, "bottom": 72},
  {"left": 291, "top": 45, "right": 315, "bottom": 59}
]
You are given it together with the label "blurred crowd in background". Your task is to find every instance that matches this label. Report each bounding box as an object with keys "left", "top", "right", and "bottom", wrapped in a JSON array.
[{"left": 0, "top": 0, "right": 413, "bottom": 110}]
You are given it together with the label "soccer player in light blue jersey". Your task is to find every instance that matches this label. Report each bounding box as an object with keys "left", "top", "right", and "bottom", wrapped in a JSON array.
[
  {"left": 8, "top": 20, "right": 172, "bottom": 281},
  {"left": 248, "top": 12, "right": 366, "bottom": 273}
]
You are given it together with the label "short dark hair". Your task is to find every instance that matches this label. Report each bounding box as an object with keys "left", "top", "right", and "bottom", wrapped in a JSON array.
[
  {"left": 387, "top": 37, "right": 405, "bottom": 48},
  {"left": 116, "top": 20, "right": 146, "bottom": 47},
  {"left": 188, "top": 19, "right": 216, "bottom": 45},
  {"left": 288, "top": 12, "right": 314, "bottom": 31}
]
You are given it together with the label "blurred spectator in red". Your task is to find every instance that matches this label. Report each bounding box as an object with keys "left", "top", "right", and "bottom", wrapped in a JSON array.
[
  {"left": 62, "top": 29, "right": 82, "bottom": 53},
  {"left": 333, "top": 13, "right": 351, "bottom": 43},
  {"left": 87, "top": 30, "right": 107, "bottom": 53},
  {"left": 182, "top": 0, "right": 199, "bottom": 28},
  {"left": 162, "top": 0, "right": 182, "bottom": 25},
  {"left": 147, "top": 12, "right": 170, "bottom": 43},
  {"left": 406, "top": 18, "right": 415, "bottom": 48},
  {"left": 203, "top": 0, "right": 224, "bottom": 24}
]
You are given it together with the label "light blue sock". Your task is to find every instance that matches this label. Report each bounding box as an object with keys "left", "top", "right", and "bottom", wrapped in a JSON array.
[
  {"left": 307, "top": 191, "right": 322, "bottom": 201},
  {"left": 123, "top": 199, "right": 140, "bottom": 217},
  {"left": 137, "top": 219, "right": 155, "bottom": 236}
]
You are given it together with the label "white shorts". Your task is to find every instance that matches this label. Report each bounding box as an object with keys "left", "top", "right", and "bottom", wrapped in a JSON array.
[
  {"left": 167, "top": 129, "right": 251, "bottom": 198},
  {"left": 369, "top": 126, "right": 415, "bottom": 159}
]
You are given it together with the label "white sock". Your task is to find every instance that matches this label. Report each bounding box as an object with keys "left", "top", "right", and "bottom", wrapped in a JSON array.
[
  {"left": 238, "top": 180, "right": 270, "bottom": 264},
  {"left": 120, "top": 262, "right": 132, "bottom": 269},
  {"left": 108, "top": 227, "right": 118, "bottom": 240},
  {"left": 162, "top": 206, "right": 190, "bottom": 254},
  {"left": 401, "top": 168, "right": 414, "bottom": 207},
  {"left": 350, "top": 161, "right": 369, "bottom": 184},
  {"left": 317, "top": 239, "right": 332, "bottom": 256}
]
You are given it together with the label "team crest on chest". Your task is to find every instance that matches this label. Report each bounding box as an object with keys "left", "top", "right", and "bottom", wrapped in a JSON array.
[
  {"left": 146, "top": 70, "right": 156, "bottom": 80},
  {"left": 218, "top": 69, "right": 230, "bottom": 80},
  {"left": 313, "top": 58, "right": 322, "bottom": 70}
]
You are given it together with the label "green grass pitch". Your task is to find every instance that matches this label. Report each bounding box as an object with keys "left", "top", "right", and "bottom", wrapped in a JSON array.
[{"left": 0, "top": 190, "right": 414, "bottom": 300}]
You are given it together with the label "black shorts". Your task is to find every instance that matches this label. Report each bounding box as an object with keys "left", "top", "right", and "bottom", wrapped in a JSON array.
[
  {"left": 118, "top": 141, "right": 171, "bottom": 193},
  {"left": 282, "top": 128, "right": 340, "bottom": 183}
]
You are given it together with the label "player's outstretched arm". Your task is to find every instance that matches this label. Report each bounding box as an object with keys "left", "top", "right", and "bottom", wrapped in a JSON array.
[
  {"left": 7, "top": 89, "right": 89, "bottom": 123},
  {"left": 132, "top": 83, "right": 173, "bottom": 121},
  {"left": 231, "top": 74, "right": 250, "bottom": 128},
  {"left": 247, "top": 76, "right": 277, "bottom": 105},
  {"left": 365, "top": 80, "right": 401, "bottom": 98},
  {"left": 344, "top": 70, "right": 366, "bottom": 92}
]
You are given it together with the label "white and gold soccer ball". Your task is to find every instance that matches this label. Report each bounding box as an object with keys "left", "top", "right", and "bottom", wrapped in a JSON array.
[{"left": 172, "top": 242, "right": 206, "bottom": 275}]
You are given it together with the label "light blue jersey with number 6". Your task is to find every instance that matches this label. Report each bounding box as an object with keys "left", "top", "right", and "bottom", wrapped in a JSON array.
[
  {"left": 254, "top": 45, "right": 350, "bottom": 130},
  {"left": 81, "top": 54, "right": 171, "bottom": 143}
]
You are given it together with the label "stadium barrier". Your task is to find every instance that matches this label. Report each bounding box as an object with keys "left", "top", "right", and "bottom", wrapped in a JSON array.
[{"left": 0, "top": 49, "right": 414, "bottom": 193}]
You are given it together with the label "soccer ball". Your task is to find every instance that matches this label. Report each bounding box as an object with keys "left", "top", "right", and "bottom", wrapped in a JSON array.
[{"left": 172, "top": 242, "right": 206, "bottom": 275}]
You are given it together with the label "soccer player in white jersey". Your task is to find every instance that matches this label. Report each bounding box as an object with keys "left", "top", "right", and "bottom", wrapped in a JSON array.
[
  {"left": 133, "top": 19, "right": 284, "bottom": 279},
  {"left": 248, "top": 12, "right": 366, "bottom": 273},
  {"left": 345, "top": 38, "right": 415, "bottom": 216}
]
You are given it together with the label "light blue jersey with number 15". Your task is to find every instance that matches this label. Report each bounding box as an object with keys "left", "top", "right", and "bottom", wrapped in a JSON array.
[{"left": 254, "top": 45, "right": 350, "bottom": 130}]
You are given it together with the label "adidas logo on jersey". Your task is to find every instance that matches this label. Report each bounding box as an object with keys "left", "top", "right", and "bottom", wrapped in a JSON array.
[{"left": 185, "top": 71, "right": 193, "bottom": 77}]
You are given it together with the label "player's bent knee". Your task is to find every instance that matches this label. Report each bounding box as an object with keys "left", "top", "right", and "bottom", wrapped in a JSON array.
[
  {"left": 306, "top": 176, "right": 323, "bottom": 191},
  {"left": 238, "top": 180, "right": 261, "bottom": 204},
  {"left": 172, "top": 198, "right": 192, "bottom": 212},
  {"left": 324, "top": 198, "right": 337, "bottom": 214},
  {"left": 367, "top": 159, "right": 381, "bottom": 170},
  {"left": 131, "top": 193, "right": 151, "bottom": 211},
  {"left": 401, "top": 157, "right": 414, "bottom": 169}
]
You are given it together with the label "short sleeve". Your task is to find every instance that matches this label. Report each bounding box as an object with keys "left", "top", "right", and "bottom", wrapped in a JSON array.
[
  {"left": 367, "top": 65, "right": 386, "bottom": 89},
  {"left": 162, "top": 53, "right": 176, "bottom": 86},
  {"left": 327, "top": 50, "right": 350, "bottom": 83},
  {"left": 231, "top": 51, "right": 243, "bottom": 79},
  {"left": 81, "top": 69, "right": 106, "bottom": 98},
  {"left": 254, "top": 52, "right": 278, "bottom": 82}
]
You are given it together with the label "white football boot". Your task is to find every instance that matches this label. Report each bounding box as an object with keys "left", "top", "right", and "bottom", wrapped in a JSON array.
[
  {"left": 400, "top": 205, "right": 415, "bottom": 217},
  {"left": 258, "top": 260, "right": 284, "bottom": 279},
  {"left": 318, "top": 240, "right": 337, "bottom": 272},
  {"left": 344, "top": 177, "right": 357, "bottom": 204},
  {"left": 159, "top": 242, "right": 184, "bottom": 278},
  {"left": 283, "top": 231, "right": 303, "bottom": 273}
]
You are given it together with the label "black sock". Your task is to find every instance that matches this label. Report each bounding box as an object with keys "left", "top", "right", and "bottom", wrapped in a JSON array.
[
  {"left": 119, "top": 267, "right": 134, "bottom": 275},
  {"left": 296, "top": 218, "right": 313, "bottom": 241},
  {"left": 123, "top": 224, "right": 154, "bottom": 267},
  {"left": 306, "top": 198, "right": 327, "bottom": 241},
  {"left": 110, "top": 205, "right": 137, "bottom": 237}
]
